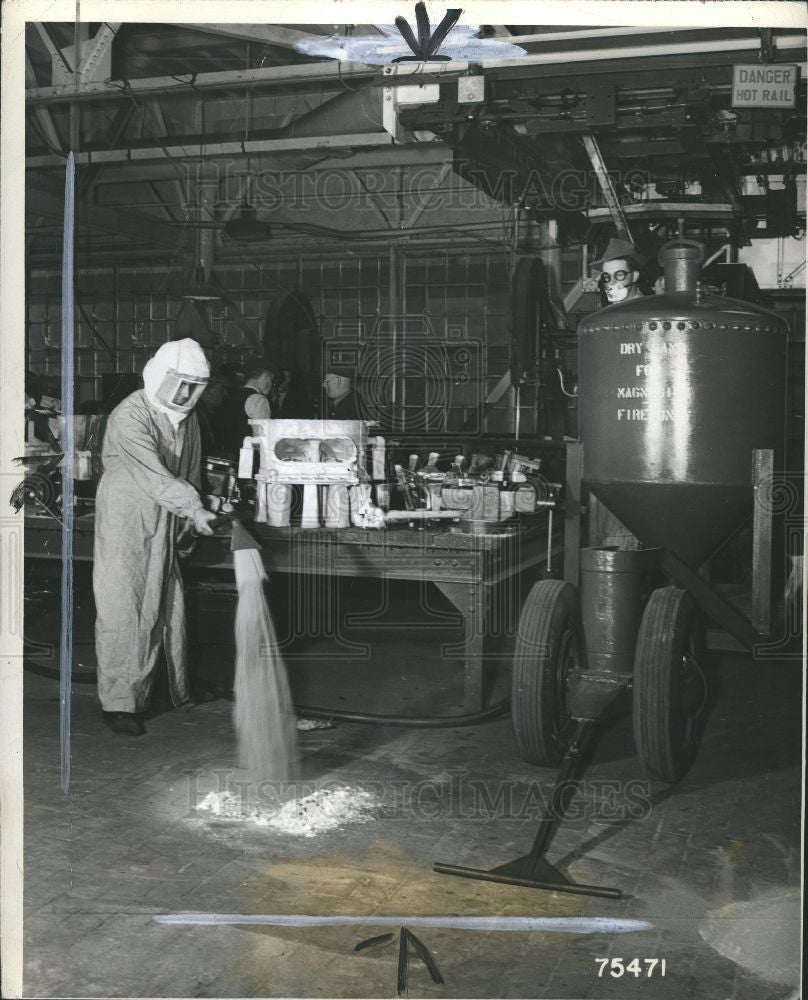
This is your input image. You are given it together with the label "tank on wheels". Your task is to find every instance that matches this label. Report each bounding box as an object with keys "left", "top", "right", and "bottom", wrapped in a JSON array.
[{"left": 512, "top": 240, "right": 788, "bottom": 782}]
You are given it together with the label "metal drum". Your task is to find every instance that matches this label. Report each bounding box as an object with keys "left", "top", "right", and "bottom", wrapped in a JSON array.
[{"left": 578, "top": 241, "right": 788, "bottom": 567}]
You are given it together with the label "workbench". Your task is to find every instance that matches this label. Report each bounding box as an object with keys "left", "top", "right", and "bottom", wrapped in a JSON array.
[{"left": 25, "top": 512, "right": 558, "bottom": 710}]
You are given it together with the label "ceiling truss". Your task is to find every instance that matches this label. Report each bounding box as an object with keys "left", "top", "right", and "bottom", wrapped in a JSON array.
[{"left": 23, "top": 23, "right": 808, "bottom": 266}]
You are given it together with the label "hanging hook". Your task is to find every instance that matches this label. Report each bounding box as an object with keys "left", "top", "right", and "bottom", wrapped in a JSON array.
[{"left": 758, "top": 28, "right": 775, "bottom": 63}]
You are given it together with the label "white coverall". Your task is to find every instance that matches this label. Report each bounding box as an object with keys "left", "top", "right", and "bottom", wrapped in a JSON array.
[{"left": 93, "top": 340, "right": 209, "bottom": 713}]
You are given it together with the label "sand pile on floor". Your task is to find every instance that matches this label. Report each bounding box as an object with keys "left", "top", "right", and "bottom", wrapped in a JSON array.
[
  {"left": 699, "top": 889, "right": 801, "bottom": 987},
  {"left": 195, "top": 786, "right": 378, "bottom": 838}
]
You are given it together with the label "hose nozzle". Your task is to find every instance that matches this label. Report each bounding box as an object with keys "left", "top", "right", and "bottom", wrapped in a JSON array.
[{"left": 230, "top": 518, "right": 261, "bottom": 552}]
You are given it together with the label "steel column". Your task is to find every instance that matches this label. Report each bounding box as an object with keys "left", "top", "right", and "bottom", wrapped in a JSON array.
[
  {"left": 32, "top": 24, "right": 74, "bottom": 82},
  {"left": 434, "top": 581, "right": 489, "bottom": 711},
  {"left": 147, "top": 99, "right": 191, "bottom": 220},
  {"left": 25, "top": 54, "right": 62, "bottom": 151},
  {"left": 752, "top": 448, "right": 775, "bottom": 637},
  {"left": 77, "top": 23, "right": 120, "bottom": 82},
  {"left": 582, "top": 134, "right": 630, "bottom": 241}
]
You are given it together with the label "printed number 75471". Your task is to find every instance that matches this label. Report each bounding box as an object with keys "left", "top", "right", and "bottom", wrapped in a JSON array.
[{"left": 595, "top": 958, "right": 666, "bottom": 978}]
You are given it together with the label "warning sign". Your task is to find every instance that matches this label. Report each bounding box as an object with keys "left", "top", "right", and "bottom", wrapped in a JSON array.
[{"left": 732, "top": 64, "right": 799, "bottom": 108}]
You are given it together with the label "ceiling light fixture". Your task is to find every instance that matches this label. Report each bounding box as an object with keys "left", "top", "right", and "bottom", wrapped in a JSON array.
[{"left": 224, "top": 204, "right": 273, "bottom": 242}]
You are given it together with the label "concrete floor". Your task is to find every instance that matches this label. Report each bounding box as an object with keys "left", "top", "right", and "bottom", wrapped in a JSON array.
[{"left": 22, "top": 569, "right": 803, "bottom": 999}]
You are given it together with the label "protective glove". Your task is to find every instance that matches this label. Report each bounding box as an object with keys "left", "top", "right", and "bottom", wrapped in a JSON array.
[{"left": 192, "top": 508, "right": 218, "bottom": 536}]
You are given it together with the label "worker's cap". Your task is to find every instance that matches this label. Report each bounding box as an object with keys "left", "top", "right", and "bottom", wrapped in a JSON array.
[
  {"left": 325, "top": 364, "right": 355, "bottom": 380},
  {"left": 243, "top": 357, "right": 277, "bottom": 380},
  {"left": 591, "top": 237, "right": 645, "bottom": 270},
  {"left": 218, "top": 361, "right": 246, "bottom": 376},
  {"left": 217, "top": 361, "right": 247, "bottom": 385}
]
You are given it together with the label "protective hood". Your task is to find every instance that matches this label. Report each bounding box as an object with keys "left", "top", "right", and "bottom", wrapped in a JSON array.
[{"left": 143, "top": 339, "right": 209, "bottom": 426}]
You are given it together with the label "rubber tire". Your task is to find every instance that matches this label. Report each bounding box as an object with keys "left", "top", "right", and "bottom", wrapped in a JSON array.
[
  {"left": 511, "top": 580, "right": 582, "bottom": 767},
  {"left": 632, "top": 587, "right": 706, "bottom": 783}
]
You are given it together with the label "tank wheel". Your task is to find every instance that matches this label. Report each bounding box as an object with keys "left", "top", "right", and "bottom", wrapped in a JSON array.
[
  {"left": 632, "top": 587, "right": 707, "bottom": 783},
  {"left": 511, "top": 580, "right": 581, "bottom": 767}
]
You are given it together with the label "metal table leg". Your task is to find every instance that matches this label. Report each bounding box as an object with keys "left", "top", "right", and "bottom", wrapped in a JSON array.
[{"left": 434, "top": 581, "right": 488, "bottom": 711}]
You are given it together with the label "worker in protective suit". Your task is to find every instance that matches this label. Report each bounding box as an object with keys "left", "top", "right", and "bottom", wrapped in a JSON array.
[{"left": 93, "top": 339, "right": 218, "bottom": 736}]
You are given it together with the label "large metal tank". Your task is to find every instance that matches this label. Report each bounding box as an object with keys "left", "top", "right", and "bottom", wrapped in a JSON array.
[{"left": 579, "top": 241, "right": 788, "bottom": 568}]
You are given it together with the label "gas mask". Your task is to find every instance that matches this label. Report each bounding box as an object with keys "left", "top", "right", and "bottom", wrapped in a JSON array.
[{"left": 600, "top": 260, "right": 639, "bottom": 304}]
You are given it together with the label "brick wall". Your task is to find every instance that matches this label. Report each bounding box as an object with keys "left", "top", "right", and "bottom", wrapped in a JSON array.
[{"left": 27, "top": 246, "right": 549, "bottom": 434}]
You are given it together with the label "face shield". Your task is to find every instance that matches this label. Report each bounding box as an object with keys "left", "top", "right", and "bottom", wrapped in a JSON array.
[
  {"left": 153, "top": 368, "right": 208, "bottom": 413},
  {"left": 143, "top": 338, "right": 211, "bottom": 424}
]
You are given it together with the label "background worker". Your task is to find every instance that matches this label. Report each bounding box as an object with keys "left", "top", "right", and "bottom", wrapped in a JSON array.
[
  {"left": 221, "top": 359, "right": 275, "bottom": 460},
  {"left": 271, "top": 368, "right": 312, "bottom": 418},
  {"left": 591, "top": 236, "right": 648, "bottom": 307},
  {"left": 196, "top": 375, "right": 229, "bottom": 460},
  {"left": 217, "top": 360, "right": 247, "bottom": 389},
  {"left": 93, "top": 339, "right": 218, "bottom": 736},
  {"left": 323, "top": 365, "right": 359, "bottom": 419}
]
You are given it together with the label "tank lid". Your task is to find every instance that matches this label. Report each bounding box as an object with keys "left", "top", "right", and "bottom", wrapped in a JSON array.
[{"left": 659, "top": 238, "right": 704, "bottom": 293}]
